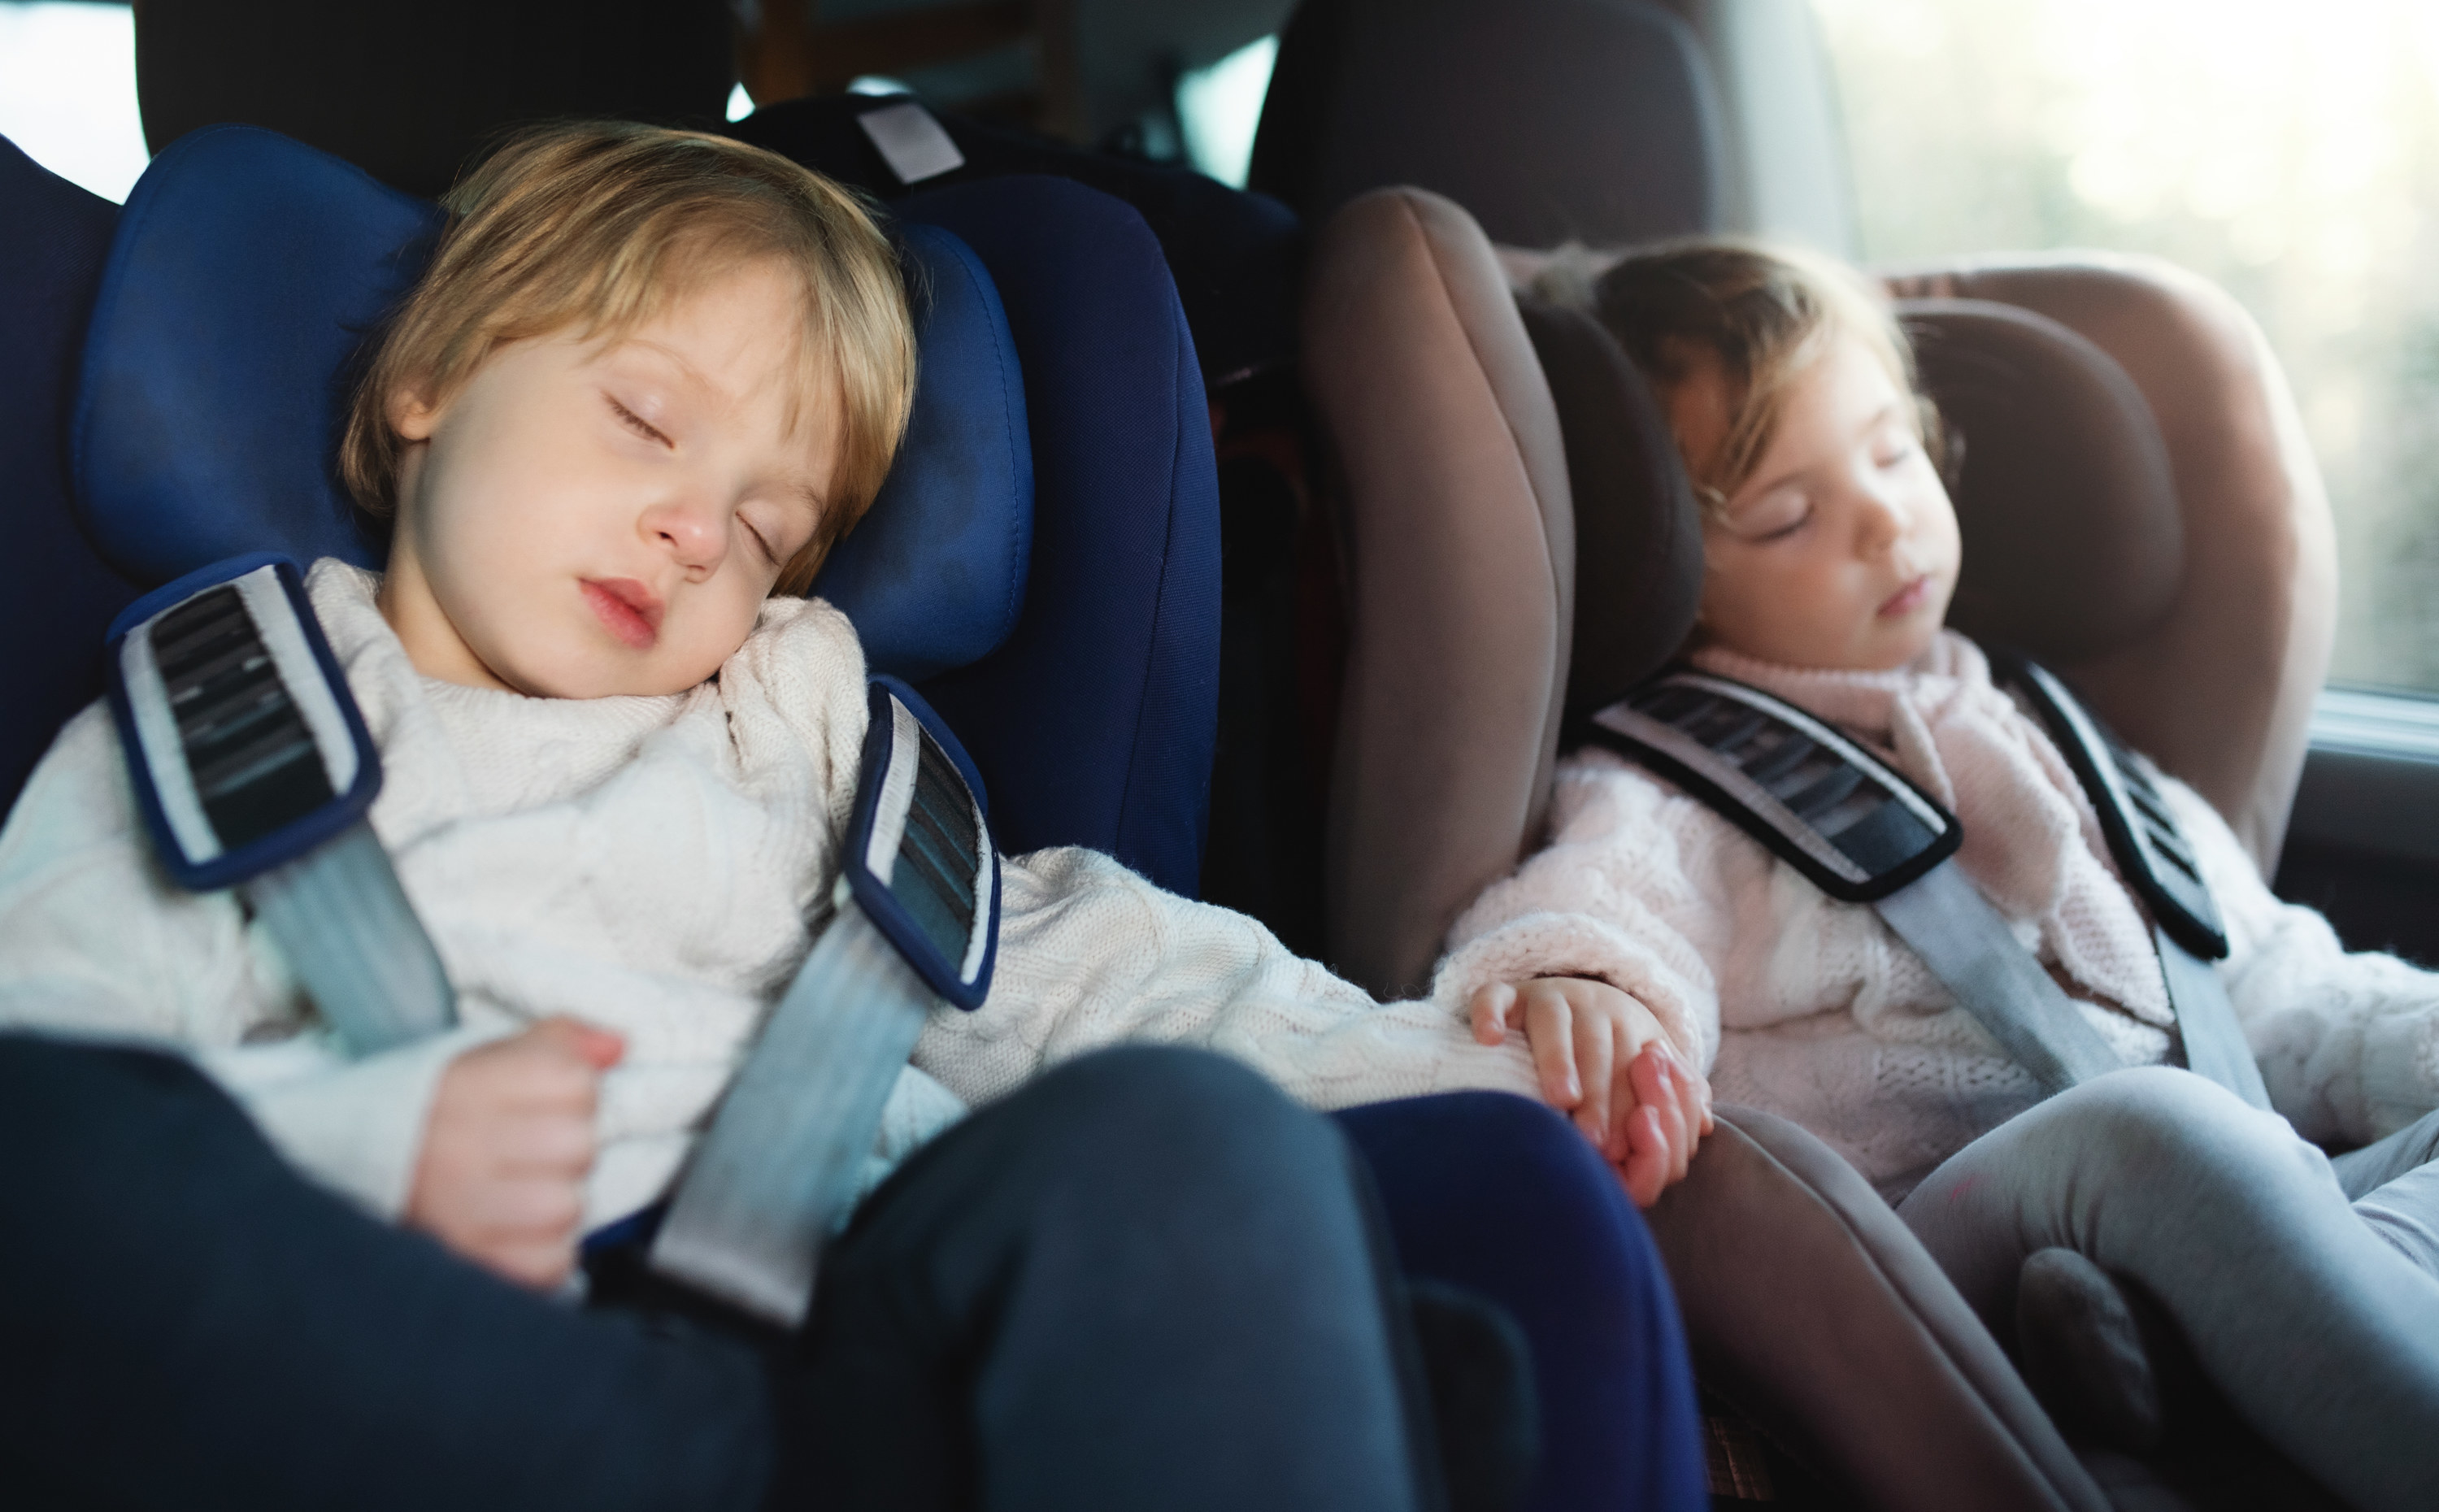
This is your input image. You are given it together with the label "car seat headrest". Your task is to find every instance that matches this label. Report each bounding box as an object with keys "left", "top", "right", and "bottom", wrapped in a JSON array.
[
  {"left": 1515, "top": 296, "right": 1702, "bottom": 719},
  {"left": 1902, "top": 298, "right": 2183, "bottom": 663},
  {"left": 73, "top": 124, "right": 1033, "bottom": 682},
  {"left": 1251, "top": 0, "right": 1725, "bottom": 248},
  {"left": 1528, "top": 289, "right": 2185, "bottom": 695}
]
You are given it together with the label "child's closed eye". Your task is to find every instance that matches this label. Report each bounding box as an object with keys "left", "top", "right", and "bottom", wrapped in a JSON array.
[{"left": 606, "top": 394, "right": 672, "bottom": 447}]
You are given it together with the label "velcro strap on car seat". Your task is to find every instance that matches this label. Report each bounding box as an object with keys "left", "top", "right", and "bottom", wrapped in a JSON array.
[
  {"left": 650, "top": 677, "right": 999, "bottom": 1328},
  {"left": 1583, "top": 671, "right": 2124, "bottom": 1098},
  {"left": 107, "top": 554, "right": 455, "bottom": 1057},
  {"left": 1994, "top": 656, "right": 2272, "bottom": 1109}
]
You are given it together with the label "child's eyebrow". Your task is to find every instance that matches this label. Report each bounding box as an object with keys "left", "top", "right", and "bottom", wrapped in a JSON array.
[{"left": 1729, "top": 400, "right": 1907, "bottom": 508}]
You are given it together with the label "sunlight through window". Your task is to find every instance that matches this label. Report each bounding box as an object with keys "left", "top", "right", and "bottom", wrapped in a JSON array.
[
  {"left": 1815, "top": 0, "right": 2439, "bottom": 693},
  {"left": 0, "top": 0, "right": 147, "bottom": 203}
]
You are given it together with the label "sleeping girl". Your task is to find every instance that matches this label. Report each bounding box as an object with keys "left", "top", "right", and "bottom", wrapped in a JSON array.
[
  {"left": 0, "top": 122, "right": 1704, "bottom": 1510},
  {"left": 1437, "top": 238, "right": 2439, "bottom": 1510}
]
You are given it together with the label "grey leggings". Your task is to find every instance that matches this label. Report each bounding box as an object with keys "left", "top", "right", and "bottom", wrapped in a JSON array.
[{"left": 1895, "top": 1067, "right": 2439, "bottom": 1512}]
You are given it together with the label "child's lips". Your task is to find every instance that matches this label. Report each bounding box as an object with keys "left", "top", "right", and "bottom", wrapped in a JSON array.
[
  {"left": 582, "top": 578, "right": 663, "bottom": 650},
  {"left": 1879, "top": 575, "right": 1933, "bottom": 618}
]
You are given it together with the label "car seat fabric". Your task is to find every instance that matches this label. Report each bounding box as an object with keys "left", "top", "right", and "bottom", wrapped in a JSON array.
[
  {"left": 1335, "top": 1091, "right": 1709, "bottom": 1512},
  {"left": 893, "top": 176, "right": 1221, "bottom": 900},
  {"left": 1900, "top": 298, "right": 2185, "bottom": 665},
  {"left": 1250, "top": 0, "right": 1726, "bottom": 250},
  {"left": 0, "top": 137, "right": 141, "bottom": 819},
  {"left": 1302, "top": 187, "right": 1575, "bottom": 1000},
  {"left": 1511, "top": 297, "right": 1704, "bottom": 723},
  {"left": 67, "top": 125, "right": 1033, "bottom": 693},
  {"left": 729, "top": 95, "right": 1306, "bottom": 391},
  {"left": 1885, "top": 260, "right": 2336, "bottom": 874},
  {"left": 1652, "top": 1106, "right": 2109, "bottom": 1512}
]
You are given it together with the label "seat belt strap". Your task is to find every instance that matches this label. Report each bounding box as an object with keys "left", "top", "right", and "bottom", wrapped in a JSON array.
[
  {"left": 107, "top": 555, "right": 456, "bottom": 1057},
  {"left": 1994, "top": 657, "right": 2272, "bottom": 1110},
  {"left": 1583, "top": 671, "right": 2123, "bottom": 1098},
  {"left": 649, "top": 679, "right": 1000, "bottom": 1328}
]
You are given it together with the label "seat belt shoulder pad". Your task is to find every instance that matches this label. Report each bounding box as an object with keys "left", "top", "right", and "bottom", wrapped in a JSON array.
[
  {"left": 846, "top": 676, "right": 1000, "bottom": 1010},
  {"left": 105, "top": 554, "right": 381, "bottom": 893},
  {"left": 1578, "top": 671, "right": 1961, "bottom": 904},
  {"left": 1992, "top": 653, "right": 2228, "bottom": 961}
]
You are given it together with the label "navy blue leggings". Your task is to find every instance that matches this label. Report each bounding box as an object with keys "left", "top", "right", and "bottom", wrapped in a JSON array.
[{"left": 1339, "top": 1093, "right": 1708, "bottom": 1512}]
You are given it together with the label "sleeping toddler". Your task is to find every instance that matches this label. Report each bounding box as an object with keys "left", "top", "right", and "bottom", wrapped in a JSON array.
[{"left": 1437, "top": 237, "right": 2439, "bottom": 1510}]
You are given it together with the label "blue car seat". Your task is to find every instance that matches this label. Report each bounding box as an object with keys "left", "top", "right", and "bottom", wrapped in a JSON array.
[{"left": 2, "top": 124, "right": 1706, "bottom": 1511}]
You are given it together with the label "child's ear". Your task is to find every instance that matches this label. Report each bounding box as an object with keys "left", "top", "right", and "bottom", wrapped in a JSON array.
[{"left": 387, "top": 382, "right": 441, "bottom": 443}]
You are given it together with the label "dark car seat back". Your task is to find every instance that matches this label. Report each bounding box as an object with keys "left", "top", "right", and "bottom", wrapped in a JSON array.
[
  {"left": 0, "top": 139, "right": 138, "bottom": 818},
  {"left": 1250, "top": 0, "right": 1727, "bottom": 249}
]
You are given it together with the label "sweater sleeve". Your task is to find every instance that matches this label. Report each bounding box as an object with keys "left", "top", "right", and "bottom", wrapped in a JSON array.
[
  {"left": 0, "top": 703, "right": 485, "bottom": 1217},
  {"left": 910, "top": 845, "right": 1543, "bottom": 1113},
  {"left": 2172, "top": 777, "right": 2439, "bottom": 1144},
  {"left": 1430, "top": 752, "right": 1725, "bottom": 1071}
]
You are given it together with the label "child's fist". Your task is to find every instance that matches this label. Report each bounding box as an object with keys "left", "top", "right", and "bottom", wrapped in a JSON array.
[{"left": 406, "top": 1016, "right": 624, "bottom": 1289}]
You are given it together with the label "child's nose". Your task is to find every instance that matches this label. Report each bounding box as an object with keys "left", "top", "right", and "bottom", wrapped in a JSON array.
[
  {"left": 641, "top": 497, "right": 727, "bottom": 571},
  {"left": 1853, "top": 480, "right": 1908, "bottom": 556}
]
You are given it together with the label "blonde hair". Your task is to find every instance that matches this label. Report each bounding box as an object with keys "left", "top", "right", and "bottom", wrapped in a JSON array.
[
  {"left": 341, "top": 120, "right": 915, "bottom": 593},
  {"left": 1532, "top": 238, "right": 1941, "bottom": 520}
]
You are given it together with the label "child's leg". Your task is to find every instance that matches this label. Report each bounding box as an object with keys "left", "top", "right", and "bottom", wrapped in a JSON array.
[
  {"left": 1894, "top": 1067, "right": 2439, "bottom": 1512},
  {"left": 1334, "top": 1091, "right": 1709, "bottom": 1512},
  {"left": 2332, "top": 1108, "right": 2439, "bottom": 1276},
  {"left": 775, "top": 1043, "right": 1441, "bottom": 1512},
  {"left": 0, "top": 1032, "right": 776, "bottom": 1512},
  {"left": 0, "top": 1034, "right": 1441, "bottom": 1512}
]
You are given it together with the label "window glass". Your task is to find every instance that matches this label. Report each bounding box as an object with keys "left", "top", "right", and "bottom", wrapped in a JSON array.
[
  {"left": 1814, "top": 0, "right": 2439, "bottom": 693},
  {"left": 0, "top": 0, "right": 146, "bottom": 203},
  {"left": 1177, "top": 34, "right": 1276, "bottom": 188}
]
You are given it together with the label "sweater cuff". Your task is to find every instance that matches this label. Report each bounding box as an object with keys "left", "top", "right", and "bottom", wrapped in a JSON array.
[
  {"left": 198, "top": 1022, "right": 511, "bottom": 1220},
  {"left": 1431, "top": 910, "right": 1716, "bottom": 1070}
]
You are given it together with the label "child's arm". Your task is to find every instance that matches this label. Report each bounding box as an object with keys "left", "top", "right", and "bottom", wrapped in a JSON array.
[
  {"left": 909, "top": 844, "right": 1548, "bottom": 1116},
  {"left": 2173, "top": 777, "right": 2439, "bottom": 1145},
  {"left": 1468, "top": 976, "right": 1714, "bottom": 1206},
  {"left": 0, "top": 706, "right": 497, "bottom": 1221}
]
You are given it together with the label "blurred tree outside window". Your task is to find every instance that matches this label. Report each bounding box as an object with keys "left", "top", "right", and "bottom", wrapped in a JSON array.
[{"left": 1815, "top": 0, "right": 2439, "bottom": 694}]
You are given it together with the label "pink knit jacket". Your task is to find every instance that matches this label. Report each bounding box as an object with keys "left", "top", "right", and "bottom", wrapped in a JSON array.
[{"left": 1433, "top": 632, "right": 2439, "bottom": 1199}]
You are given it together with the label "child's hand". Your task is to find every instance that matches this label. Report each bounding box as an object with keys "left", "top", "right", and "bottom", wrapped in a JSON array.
[
  {"left": 1468, "top": 977, "right": 1714, "bottom": 1206},
  {"left": 406, "top": 1016, "right": 624, "bottom": 1290}
]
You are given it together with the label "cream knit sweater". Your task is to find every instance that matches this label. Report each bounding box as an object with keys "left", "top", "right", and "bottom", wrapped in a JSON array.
[
  {"left": 1435, "top": 632, "right": 2439, "bottom": 1201},
  {"left": 0, "top": 562, "right": 1538, "bottom": 1230}
]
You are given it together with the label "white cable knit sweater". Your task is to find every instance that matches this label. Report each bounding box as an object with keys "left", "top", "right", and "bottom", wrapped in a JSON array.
[
  {"left": 0, "top": 561, "right": 1538, "bottom": 1229},
  {"left": 1435, "top": 632, "right": 2439, "bottom": 1201}
]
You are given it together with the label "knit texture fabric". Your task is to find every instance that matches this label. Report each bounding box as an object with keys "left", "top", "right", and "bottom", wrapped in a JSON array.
[
  {"left": 1436, "top": 631, "right": 2439, "bottom": 1200},
  {"left": 0, "top": 562, "right": 1538, "bottom": 1229}
]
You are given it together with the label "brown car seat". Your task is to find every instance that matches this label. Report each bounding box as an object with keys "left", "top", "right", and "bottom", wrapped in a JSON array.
[{"left": 1301, "top": 185, "right": 2339, "bottom": 1511}]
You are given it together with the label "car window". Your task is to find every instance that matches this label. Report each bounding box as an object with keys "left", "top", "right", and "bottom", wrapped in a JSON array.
[
  {"left": 0, "top": 0, "right": 147, "bottom": 202},
  {"left": 1816, "top": 0, "right": 2439, "bottom": 696}
]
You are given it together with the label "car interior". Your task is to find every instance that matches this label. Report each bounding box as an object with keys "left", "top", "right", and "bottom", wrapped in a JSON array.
[{"left": 5, "top": 1, "right": 2436, "bottom": 1508}]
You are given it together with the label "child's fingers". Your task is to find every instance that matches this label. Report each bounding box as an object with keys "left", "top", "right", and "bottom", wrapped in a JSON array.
[
  {"left": 1619, "top": 1105, "right": 1670, "bottom": 1208},
  {"left": 1468, "top": 982, "right": 1518, "bottom": 1046},
  {"left": 1627, "top": 1046, "right": 1685, "bottom": 1174},
  {"left": 528, "top": 1015, "right": 628, "bottom": 1071},
  {"left": 1572, "top": 1006, "right": 1617, "bottom": 1149},
  {"left": 1521, "top": 986, "right": 1582, "bottom": 1108}
]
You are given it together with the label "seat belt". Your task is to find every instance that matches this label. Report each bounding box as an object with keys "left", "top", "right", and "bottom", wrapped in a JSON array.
[
  {"left": 113, "top": 556, "right": 1002, "bottom": 1328},
  {"left": 648, "top": 677, "right": 1000, "bottom": 1327},
  {"left": 1992, "top": 656, "right": 2272, "bottom": 1110},
  {"left": 1580, "top": 666, "right": 2254, "bottom": 1104},
  {"left": 109, "top": 555, "right": 456, "bottom": 1056}
]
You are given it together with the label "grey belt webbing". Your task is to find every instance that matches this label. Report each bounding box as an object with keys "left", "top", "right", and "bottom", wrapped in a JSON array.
[
  {"left": 1874, "top": 863, "right": 2124, "bottom": 1098},
  {"left": 649, "top": 893, "right": 934, "bottom": 1325},
  {"left": 1585, "top": 666, "right": 2267, "bottom": 1107}
]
